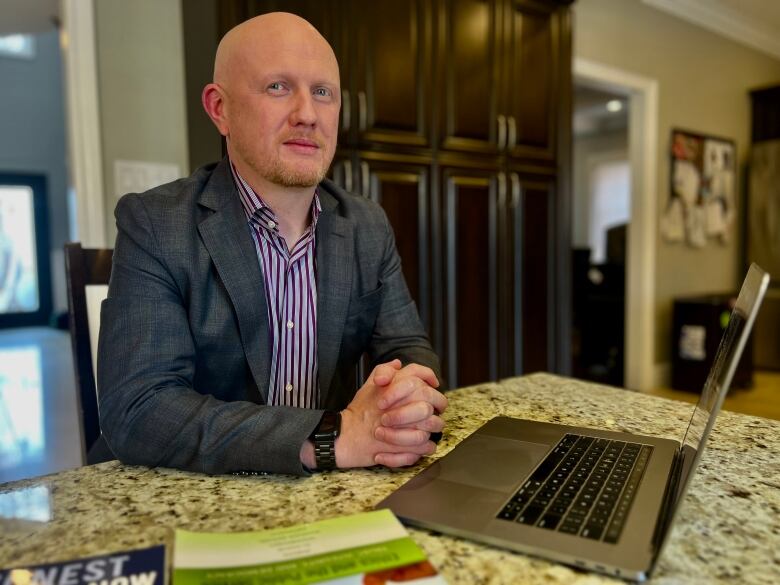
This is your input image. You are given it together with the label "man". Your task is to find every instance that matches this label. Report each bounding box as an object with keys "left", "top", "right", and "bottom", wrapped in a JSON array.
[{"left": 97, "top": 12, "right": 446, "bottom": 475}]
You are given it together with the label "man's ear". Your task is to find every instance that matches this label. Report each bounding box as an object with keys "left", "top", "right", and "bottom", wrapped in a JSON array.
[{"left": 202, "top": 83, "right": 229, "bottom": 137}]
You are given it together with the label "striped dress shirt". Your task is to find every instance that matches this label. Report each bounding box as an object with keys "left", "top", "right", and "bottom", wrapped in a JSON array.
[{"left": 231, "top": 163, "right": 320, "bottom": 409}]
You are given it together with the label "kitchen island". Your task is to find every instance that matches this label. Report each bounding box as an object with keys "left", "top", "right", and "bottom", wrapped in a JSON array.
[{"left": 1, "top": 373, "right": 778, "bottom": 584}]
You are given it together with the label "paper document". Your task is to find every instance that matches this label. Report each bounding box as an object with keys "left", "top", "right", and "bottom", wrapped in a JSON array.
[{"left": 173, "top": 509, "right": 446, "bottom": 585}]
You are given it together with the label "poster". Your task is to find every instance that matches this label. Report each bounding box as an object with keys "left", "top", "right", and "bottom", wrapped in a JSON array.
[{"left": 662, "top": 129, "right": 736, "bottom": 247}]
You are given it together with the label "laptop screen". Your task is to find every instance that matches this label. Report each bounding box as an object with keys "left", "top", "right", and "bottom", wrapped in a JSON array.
[
  {"left": 679, "top": 264, "right": 768, "bottom": 456},
  {"left": 652, "top": 264, "right": 769, "bottom": 563}
]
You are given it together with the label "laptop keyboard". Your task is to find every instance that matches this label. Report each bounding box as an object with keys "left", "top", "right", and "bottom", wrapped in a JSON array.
[{"left": 497, "top": 434, "right": 653, "bottom": 543}]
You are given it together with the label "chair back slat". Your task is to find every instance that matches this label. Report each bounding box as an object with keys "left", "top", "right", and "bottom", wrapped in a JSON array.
[{"left": 64, "top": 243, "right": 112, "bottom": 462}]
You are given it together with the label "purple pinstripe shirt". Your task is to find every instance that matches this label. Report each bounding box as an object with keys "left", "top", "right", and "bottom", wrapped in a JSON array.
[{"left": 231, "top": 163, "right": 321, "bottom": 409}]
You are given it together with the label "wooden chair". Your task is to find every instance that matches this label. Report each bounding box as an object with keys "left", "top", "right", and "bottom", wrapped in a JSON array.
[{"left": 64, "top": 243, "right": 113, "bottom": 462}]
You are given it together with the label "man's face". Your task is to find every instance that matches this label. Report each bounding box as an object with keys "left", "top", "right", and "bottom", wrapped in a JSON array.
[{"left": 221, "top": 33, "right": 340, "bottom": 190}]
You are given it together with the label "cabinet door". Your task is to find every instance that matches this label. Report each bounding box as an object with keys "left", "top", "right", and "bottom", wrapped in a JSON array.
[
  {"left": 440, "top": 167, "right": 511, "bottom": 387},
  {"left": 512, "top": 172, "right": 554, "bottom": 373},
  {"left": 359, "top": 155, "right": 433, "bottom": 334},
  {"left": 351, "top": 0, "right": 433, "bottom": 148},
  {"left": 503, "top": 0, "right": 559, "bottom": 159},
  {"left": 438, "top": 0, "right": 503, "bottom": 154}
]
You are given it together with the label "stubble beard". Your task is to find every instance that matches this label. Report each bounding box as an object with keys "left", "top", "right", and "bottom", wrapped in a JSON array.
[
  {"left": 229, "top": 135, "right": 333, "bottom": 189},
  {"left": 261, "top": 155, "right": 329, "bottom": 188}
]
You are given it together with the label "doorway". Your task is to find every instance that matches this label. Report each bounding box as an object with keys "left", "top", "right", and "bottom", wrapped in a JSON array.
[
  {"left": 572, "top": 59, "right": 659, "bottom": 391},
  {"left": 571, "top": 84, "right": 630, "bottom": 386}
]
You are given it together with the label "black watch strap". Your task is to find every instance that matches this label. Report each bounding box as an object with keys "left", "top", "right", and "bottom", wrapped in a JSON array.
[{"left": 310, "top": 410, "right": 341, "bottom": 470}]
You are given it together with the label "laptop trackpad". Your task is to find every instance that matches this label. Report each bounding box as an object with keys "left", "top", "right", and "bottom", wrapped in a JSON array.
[{"left": 436, "top": 435, "right": 550, "bottom": 492}]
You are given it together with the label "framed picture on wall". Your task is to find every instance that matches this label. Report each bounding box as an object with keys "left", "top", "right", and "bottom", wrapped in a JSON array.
[
  {"left": 661, "top": 129, "right": 736, "bottom": 247},
  {"left": 0, "top": 173, "right": 51, "bottom": 327}
]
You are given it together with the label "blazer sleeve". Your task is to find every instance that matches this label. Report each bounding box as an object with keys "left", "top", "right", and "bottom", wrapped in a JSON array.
[
  {"left": 366, "top": 208, "right": 446, "bottom": 390},
  {"left": 97, "top": 193, "right": 323, "bottom": 475}
]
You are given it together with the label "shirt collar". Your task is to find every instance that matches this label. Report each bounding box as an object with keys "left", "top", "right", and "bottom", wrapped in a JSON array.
[{"left": 230, "top": 160, "right": 321, "bottom": 232}]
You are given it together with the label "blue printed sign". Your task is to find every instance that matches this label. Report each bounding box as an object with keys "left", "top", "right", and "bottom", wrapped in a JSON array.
[{"left": 0, "top": 545, "right": 165, "bottom": 585}]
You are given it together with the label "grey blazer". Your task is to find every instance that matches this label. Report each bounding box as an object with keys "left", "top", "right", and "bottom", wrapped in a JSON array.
[{"left": 97, "top": 158, "right": 441, "bottom": 475}]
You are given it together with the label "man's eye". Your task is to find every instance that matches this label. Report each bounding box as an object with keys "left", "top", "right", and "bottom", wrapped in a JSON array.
[
  {"left": 314, "top": 87, "right": 332, "bottom": 98},
  {"left": 268, "top": 82, "right": 286, "bottom": 93}
]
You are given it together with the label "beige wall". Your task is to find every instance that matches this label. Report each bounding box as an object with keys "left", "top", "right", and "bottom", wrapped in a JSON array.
[
  {"left": 95, "top": 0, "right": 189, "bottom": 242},
  {"left": 573, "top": 0, "right": 780, "bottom": 372}
]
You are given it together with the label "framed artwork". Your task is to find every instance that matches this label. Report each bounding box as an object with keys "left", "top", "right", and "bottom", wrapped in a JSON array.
[
  {"left": 0, "top": 173, "right": 51, "bottom": 327},
  {"left": 661, "top": 129, "right": 736, "bottom": 247}
]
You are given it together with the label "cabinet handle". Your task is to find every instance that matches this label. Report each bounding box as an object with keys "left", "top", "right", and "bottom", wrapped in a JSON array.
[
  {"left": 360, "top": 161, "right": 370, "bottom": 197},
  {"left": 498, "top": 172, "right": 507, "bottom": 207},
  {"left": 358, "top": 91, "right": 367, "bottom": 132},
  {"left": 341, "top": 89, "right": 351, "bottom": 132},
  {"left": 510, "top": 172, "right": 521, "bottom": 209},
  {"left": 497, "top": 114, "right": 507, "bottom": 150},
  {"left": 507, "top": 116, "right": 517, "bottom": 150},
  {"left": 344, "top": 159, "right": 353, "bottom": 192}
]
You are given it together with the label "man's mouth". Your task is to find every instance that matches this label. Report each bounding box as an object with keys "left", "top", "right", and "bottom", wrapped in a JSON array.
[{"left": 283, "top": 138, "right": 320, "bottom": 151}]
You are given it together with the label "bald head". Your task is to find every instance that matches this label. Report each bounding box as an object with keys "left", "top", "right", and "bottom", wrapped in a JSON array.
[
  {"left": 214, "top": 12, "right": 338, "bottom": 87},
  {"left": 201, "top": 12, "right": 341, "bottom": 195}
]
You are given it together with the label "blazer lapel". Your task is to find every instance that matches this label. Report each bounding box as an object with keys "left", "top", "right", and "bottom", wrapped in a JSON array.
[
  {"left": 197, "top": 161, "right": 271, "bottom": 402},
  {"left": 316, "top": 189, "right": 354, "bottom": 403}
]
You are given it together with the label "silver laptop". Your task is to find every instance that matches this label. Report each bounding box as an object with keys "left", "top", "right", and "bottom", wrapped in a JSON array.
[{"left": 377, "top": 263, "right": 769, "bottom": 582}]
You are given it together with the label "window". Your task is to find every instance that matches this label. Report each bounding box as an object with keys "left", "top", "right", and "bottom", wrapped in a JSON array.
[{"left": 0, "top": 34, "right": 36, "bottom": 59}]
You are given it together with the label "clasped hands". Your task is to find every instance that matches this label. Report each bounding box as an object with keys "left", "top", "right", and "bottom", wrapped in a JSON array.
[{"left": 336, "top": 359, "right": 448, "bottom": 469}]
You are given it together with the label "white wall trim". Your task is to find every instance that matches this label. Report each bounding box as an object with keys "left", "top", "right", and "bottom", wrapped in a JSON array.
[
  {"left": 643, "top": 0, "right": 780, "bottom": 62},
  {"left": 574, "top": 58, "right": 659, "bottom": 392},
  {"left": 61, "top": 0, "right": 106, "bottom": 247}
]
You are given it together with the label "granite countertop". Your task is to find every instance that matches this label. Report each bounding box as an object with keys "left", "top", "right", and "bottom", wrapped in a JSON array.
[{"left": 1, "top": 373, "right": 778, "bottom": 584}]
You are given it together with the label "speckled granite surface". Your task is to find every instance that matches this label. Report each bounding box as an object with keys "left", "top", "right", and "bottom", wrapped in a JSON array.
[{"left": 1, "top": 373, "right": 778, "bottom": 584}]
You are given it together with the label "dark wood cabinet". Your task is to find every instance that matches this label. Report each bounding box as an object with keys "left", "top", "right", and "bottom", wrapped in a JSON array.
[
  {"left": 438, "top": 0, "right": 503, "bottom": 154},
  {"left": 350, "top": 0, "right": 434, "bottom": 147},
  {"left": 503, "top": 0, "right": 559, "bottom": 159},
  {"left": 206, "top": 0, "right": 573, "bottom": 387},
  {"left": 513, "top": 172, "right": 556, "bottom": 373},
  {"left": 360, "top": 154, "right": 434, "bottom": 332},
  {"left": 440, "top": 166, "right": 503, "bottom": 386},
  {"left": 438, "top": 0, "right": 560, "bottom": 159}
]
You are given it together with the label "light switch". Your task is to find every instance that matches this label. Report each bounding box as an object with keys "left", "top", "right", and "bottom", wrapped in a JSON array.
[{"left": 114, "top": 160, "right": 182, "bottom": 199}]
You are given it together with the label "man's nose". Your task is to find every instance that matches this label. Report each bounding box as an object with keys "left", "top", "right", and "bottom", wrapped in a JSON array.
[{"left": 290, "top": 91, "right": 317, "bottom": 126}]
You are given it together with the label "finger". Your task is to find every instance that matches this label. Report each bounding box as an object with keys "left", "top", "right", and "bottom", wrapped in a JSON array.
[
  {"left": 393, "top": 414, "right": 445, "bottom": 433},
  {"left": 375, "top": 425, "right": 429, "bottom": 447},
  {"left": 427, "top": 390, "right": 448, "bottom": 415},
  {"left": 377, "top": 376, "right": 424, "bottom": 409},
  {"left": 397, "top": 363, "right": 439, "bottom": 388},
  {"left": 374, "top": 452, "right": 421, "bottom": 468},
  {"left": 381, "top": 401, "right": 434, "bottom": 427},
  {"left": 371, "top": 359, "right": 402, "bottom": 386},
  {"left": 380, "top": 382, "right": 448, "bottom": 414}
]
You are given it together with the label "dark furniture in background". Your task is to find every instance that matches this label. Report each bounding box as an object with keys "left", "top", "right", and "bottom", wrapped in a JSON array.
[
  {"left": 671, "top": 294, "right": 753, "bottom": 392},
  {"left": 571, "top": 249, "right": 625, "bottom": 387},
  {"left": 202, "top": 0, "right": 575, "bottom": 388},
  {"left": 64, "top": 243, "right": 113, "bottom": 461}
]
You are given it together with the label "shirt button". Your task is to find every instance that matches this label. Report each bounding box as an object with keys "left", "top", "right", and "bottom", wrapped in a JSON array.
[
  {"left": 286, "top": 321, "right": 294, "bottom": 329},
  {"left": 267, "top": 220, "right": 276, "bottom": 229},
  {"left": 285, "top": 383, "right": 293, "bottom": 392}
]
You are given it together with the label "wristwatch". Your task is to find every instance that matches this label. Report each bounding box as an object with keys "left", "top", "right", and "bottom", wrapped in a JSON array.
[{"left": 310, "top": 410, "right": 341, "bottom": 470}]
